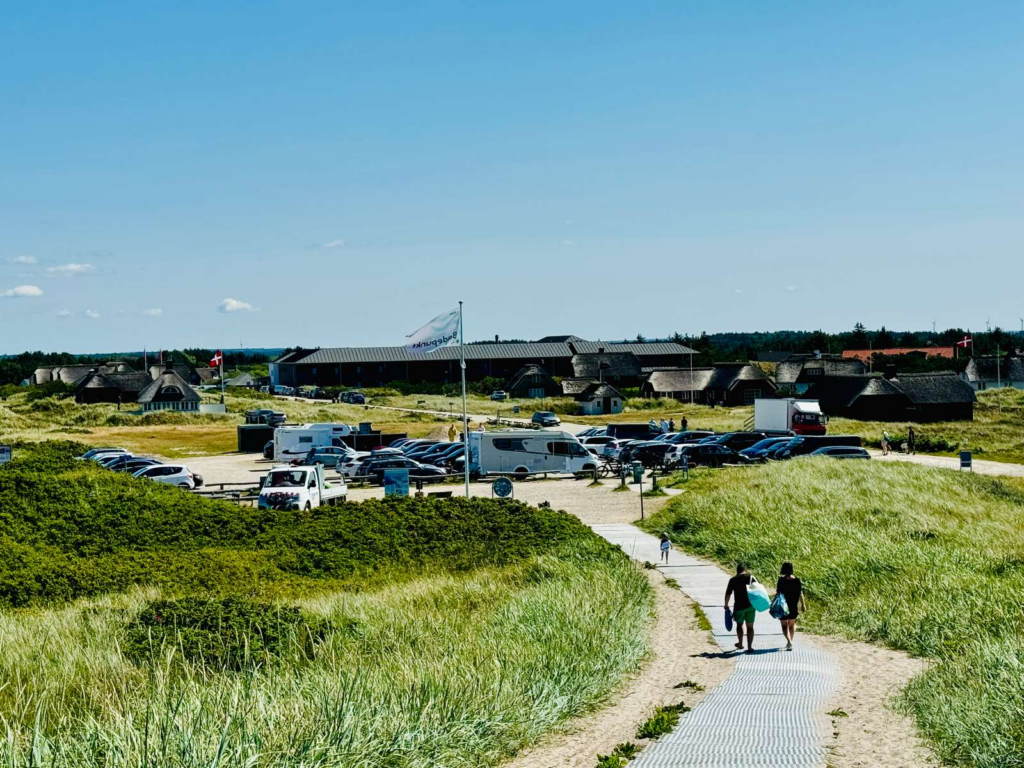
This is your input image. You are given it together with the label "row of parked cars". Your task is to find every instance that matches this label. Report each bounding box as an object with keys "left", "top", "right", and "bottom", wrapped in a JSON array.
[
  {"left": 75, "top": 448, "right": 205, "bottom": 489},
  {"left": 575, "top": 428, "right": 867, "bottom": 469},
  {"left": 287, "top": 437, "right": 465, "bottom": 485}
]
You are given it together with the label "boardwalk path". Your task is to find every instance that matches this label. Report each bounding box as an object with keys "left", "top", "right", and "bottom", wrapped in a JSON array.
[{"left": 593, "top": 524, "right": 839, "bottom": 768}]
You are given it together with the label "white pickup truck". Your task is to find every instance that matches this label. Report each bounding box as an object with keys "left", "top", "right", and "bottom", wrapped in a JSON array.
[{"left": 258, "top": 464, "right": 347, "bottom": 510}]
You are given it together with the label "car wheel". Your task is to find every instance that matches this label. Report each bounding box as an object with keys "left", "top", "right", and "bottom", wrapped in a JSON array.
[{"left": 513, "top": 466, "right": 529, "bottom": 481}]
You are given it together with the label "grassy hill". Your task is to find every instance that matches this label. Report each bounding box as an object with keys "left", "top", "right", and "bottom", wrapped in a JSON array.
[
  {"left": 0, "top": 442, "right": 653, "bottom": 767},
  {"left": 642, "top": 459, "right": 1024, "bottom": 768}
]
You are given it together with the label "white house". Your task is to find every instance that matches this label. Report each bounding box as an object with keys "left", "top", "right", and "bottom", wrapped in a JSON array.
[
  {"left": 137, "top": 365, "right": 201, "bottom": 412},
  {"left": 960, "top": 357, "right": 1024, "bottom": 391},
  {"left": 576, "top": 383, "right": 624, "bottom": 416}
]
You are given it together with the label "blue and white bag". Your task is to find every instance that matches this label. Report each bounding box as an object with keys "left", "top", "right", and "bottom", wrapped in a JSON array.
[{"left": 769, "top": 592, "right": 790, "bottom": 620}]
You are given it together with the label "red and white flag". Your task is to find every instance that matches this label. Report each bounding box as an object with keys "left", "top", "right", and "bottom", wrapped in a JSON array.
[
  {"left": 209, "top": 350, "right": 223, "bottom": 368},
  {"left": 956, "top": 335, "right": 972, "bottom": 348}
]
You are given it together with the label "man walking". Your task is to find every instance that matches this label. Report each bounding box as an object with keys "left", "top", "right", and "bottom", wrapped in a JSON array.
[
  {"left": 725, "top": 563, "right": 756, "bottom": 653},
  {"left": 907, "top": 426, "right": 916, "bottom": 455}
]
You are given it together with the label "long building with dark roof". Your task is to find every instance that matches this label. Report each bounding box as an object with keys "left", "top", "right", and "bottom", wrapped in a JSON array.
[{"left": 271, "top": 338, "right": 694, "bottom": 388}]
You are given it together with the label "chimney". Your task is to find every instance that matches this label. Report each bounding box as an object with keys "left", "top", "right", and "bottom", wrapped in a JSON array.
[{"left": 495, "top": 334, "right": 499, "bottom": 342}]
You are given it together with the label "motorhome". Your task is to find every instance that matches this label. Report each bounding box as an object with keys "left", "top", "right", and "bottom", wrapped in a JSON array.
[
  {"left": 273, "top": 423, "right": 354, "bottom": 461},
  {"left": 468, "top": 430, "right": 598, "bottom": 478}
]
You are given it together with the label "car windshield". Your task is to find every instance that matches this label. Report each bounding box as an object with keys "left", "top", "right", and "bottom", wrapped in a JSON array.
[
  {"left": 536, "top": 412, "right": 554, "bottom": 417},
  {"left": 267, "top": 470, "right": 307, "bottom": 488},
  {"left": 747, "top": 439, "right": 783, "bottom": 451}
]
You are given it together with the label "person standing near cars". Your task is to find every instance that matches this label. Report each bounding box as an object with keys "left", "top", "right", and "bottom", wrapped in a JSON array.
[
  {"left": 881, "top": 429, "right": 892, "bottom": 455},
  {"left": 907, "top": 426, "right": 916, "bottom": 455},
  {"left": 725, "top": 564, "right": 756, "bottom": 653},
  {"left": 448, "top": 424, "right": 457, "bottom": 442},
  {"left": 776, "top": 562, "right": 806, "bottom": 651},
  {"left": 660, "top": 418, "right": 669, "bottom": 433},
  {"left": 669, "top": 418, "right": 675, "bottom": 432}
]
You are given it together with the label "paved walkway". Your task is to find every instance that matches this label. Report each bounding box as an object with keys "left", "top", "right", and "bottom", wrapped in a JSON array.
[
  {"left": 868, "top": 449, "right": 1024, "bottom": 478},
  {"left": 593, "top": 524, "right": 839, "bottom": 768}
]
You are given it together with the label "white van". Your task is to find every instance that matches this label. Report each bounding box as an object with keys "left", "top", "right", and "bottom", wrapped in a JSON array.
[
  {"left": 273, "top": 423, "right": 354, "bottom": 461},
  {"left": 468, "top": 430, "right": 598, "bottom": 478}
]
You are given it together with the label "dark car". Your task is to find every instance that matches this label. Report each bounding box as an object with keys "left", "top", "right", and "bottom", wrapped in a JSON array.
[
  {"left": 764, "top": 440, "right": 797, "bottom": 461},
  {"left": 357, "top": 456, "right": 447, "bottom": 484},
  {"left": 116, "top": 458, "right": 162, "bottom": 474},
  {"left": 706, "top": 432, "right": 768, "bottom": 452},
  {"left": 531, "top": 411, "right": 561, "bottom": 427},
  {"left": 776, "top": 435, "right": 863, "bottom": 460},
  {"left": 434, "top": 445, "right": 465, "bottom": 469},
  {"left": 606, "top": 423, "right": 663, "bottom": 441},
  {"left": 809, "top": 446, "right": 870, "bottom": 460},
  {"left": 632, "top": 441, "right": 678, "bottom": 468},
  {"left": 673, "top": 443, "right": 742, "bottom": 468},
  {"left": 263, "top": 441, "right": 275, "bottom": 459},
  {"left": 739, "top": 437, "right": 794, "bottom": 463}
]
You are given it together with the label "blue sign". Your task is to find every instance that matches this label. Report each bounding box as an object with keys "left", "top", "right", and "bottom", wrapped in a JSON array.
[
  {"left": 384, "top": 469, "right": 410, "bottom": 497},
  {"left": 0, "top": 445, "right": 10, "bottom": 466},
  {"left": 959, "top": 451, "right": 973, "bottom": 471},
  {"left": 492, "top": 477, "right": 513, "bottom": 498}
]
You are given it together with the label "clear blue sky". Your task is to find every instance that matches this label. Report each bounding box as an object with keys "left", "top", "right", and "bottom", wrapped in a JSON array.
[{"left": 3, "top": 2, "right": 1023, "bottom": 353}]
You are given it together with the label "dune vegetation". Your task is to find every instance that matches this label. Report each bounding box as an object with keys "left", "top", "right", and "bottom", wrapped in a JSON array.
[
  {"left": 0, "top": 441, "right": 653, "bottom": 767},
  {"left": 642, "top": 459, "right": 1024, "bottom": 768}
]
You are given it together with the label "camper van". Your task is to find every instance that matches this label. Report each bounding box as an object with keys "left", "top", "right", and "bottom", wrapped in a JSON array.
[
  {"left": 273, "top": 423, "right": 354, "bottom": 461},
  {"left": 468, "top": 430, "right": 598, "bottom": 478}
]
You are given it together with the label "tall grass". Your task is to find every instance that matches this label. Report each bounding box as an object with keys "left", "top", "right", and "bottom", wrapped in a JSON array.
[
  {"left": 642, "top": 459, "right": 1024, "bottom": 767},
  {"left": 0, "top": 560, "right": 651, "bottom": 767}
]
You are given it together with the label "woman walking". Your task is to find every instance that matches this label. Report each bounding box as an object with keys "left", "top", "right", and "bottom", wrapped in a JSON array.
[
  {"left": 776, "top": 562, "right": 806, "bottom": 651},
  {"left": 659, "top": 533, "right": 671, "bottom": 564}
]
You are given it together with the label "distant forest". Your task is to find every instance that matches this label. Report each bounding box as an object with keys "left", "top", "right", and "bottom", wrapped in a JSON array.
[{"left": 2, "top": 327, "right": 1021, "bottom": 386}]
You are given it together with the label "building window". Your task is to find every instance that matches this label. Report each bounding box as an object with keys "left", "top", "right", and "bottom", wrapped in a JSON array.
[{"left": 744, "top": 389, "right": 762, "bottom": 405}]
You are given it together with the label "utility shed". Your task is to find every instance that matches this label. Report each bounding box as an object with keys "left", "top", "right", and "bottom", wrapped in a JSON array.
[{"left": 576, "top": 383, "right": 624, "bottom": 415}]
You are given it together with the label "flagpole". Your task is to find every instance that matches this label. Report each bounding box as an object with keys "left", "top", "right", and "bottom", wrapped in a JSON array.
[
  {"left": 220, "top": 352, "right": 225, "bottom": 404},
  {"left": 459, "top": 301, "right": 470, "bottom": 498}
]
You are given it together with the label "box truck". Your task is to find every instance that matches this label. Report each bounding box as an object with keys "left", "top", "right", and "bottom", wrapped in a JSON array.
[
  {"left": 468, "top": 430, "right": 598, "bottom": 478},
  {"left": 753, "top": 399, "right": 826, "bottom": 435}
]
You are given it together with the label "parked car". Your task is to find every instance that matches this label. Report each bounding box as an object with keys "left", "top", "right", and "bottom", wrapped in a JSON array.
[
  {"left": 434, "top": 445, "right": 465, "bottom": 469},
  {"left": 809, "top": 446, "right": 870, "bottom": 460},
  {"left": 490, "top": 390, "right": 508, "bottom": 401},
  {"left": 336, "top": 391, "right": 366, "bottom": 404},
  {"left": 116, "top": 458, "right": 162, "bottom": 474},
  {"left": 738, "top": 437, "right": 794, "bottom": 464},
  {"left": 632, "top": 441, "right": 678, "bottom": 468},
  {"left": 705, "top": 432, "right": 768, "bottom": 452},
  {"left": 775, "top": 435, "right": 863, "bottom": 460},
  {"left": 295, "top": 446, "right": 352, "bottom": 468},
  {"left": 132, "top": 464, "right": 203, "bottom": 489},
  {"left": 258, "top": 464, "right": 346, "bottom": 510},
  {"left": 77, "top": 447, "right": 128, "bottom": 460},
  {"left": 263, "top": 440, "right": 275, "bottom": 459},
  {"left": 579, "top": 435, "right": 616, "bottom": 455},
  {"left": 531, "top": 411, "right": 560, "bottom": 427},
  {"left": 357, "top": 457, "right": 447, "bottom": 484},
  {"left": 764, "top": 440, "right": 796, "bottom": 461},
  {"left": 99, "top": 454, "right": 142, "bottom": 471},
  {"left": 246, "top": 409, "right": 287, "bottom": 427},
  {"left": 664, "top": 430, "right": 715, "bottom": 445},
  {"left": 670, "top": 443, "right": 742, "bottom": 468}
]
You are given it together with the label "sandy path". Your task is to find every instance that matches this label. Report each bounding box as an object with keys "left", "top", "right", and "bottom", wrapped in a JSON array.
[
  {"left": 869, "top": 449, "right": 1024, "bottom": 477},
  {"left": 504, "top": 570, "right": 733, "bottom": 768},
  {"left": 814, "top": 635, "right": 937, "bottom": 768}
]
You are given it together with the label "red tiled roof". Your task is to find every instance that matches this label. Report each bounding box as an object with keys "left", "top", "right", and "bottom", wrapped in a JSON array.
[{"left": 841, "top": 347, "right": 955, "bottom": 362}]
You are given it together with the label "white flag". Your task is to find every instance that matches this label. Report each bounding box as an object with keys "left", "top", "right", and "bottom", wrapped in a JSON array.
[{"left": 405, "top": 308, "right": 461, "bottom": 354}]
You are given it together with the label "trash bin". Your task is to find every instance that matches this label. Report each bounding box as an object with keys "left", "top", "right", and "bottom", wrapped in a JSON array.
[{"left": 631, "top": 461, "right": 643, "bottom": 484}]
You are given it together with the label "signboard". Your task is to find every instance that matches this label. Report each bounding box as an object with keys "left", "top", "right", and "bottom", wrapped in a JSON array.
[
  {"left": 492, "top": 477, "right": 513, "bottom": 498},
  {"left": 383, "top": 469, "right": 410, "bottom": 497},
  {"left": 959, "top": 451, "right": 973, "bottom": 472},
  {"left": 0, "top": 445, "right": 10, "bottom": 466}
]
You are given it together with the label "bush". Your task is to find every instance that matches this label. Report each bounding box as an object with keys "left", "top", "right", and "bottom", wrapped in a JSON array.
[
  {"left": 636, "top": 702, "right": 690, "bottom": 739},
  {"left": 122, "top": 596, "right": 329, "bottom": 671},
  {"left": 0, "top": 441, "right": 621, "bottom": 607}
]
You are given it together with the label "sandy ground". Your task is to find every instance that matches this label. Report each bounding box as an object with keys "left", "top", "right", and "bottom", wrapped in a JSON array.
[
  {"left": 505, "top": 570, "right": 733, "bottom": 768},
  {"left": 814, "top": 634, "right": 938, "bottom": 768},
  {"left": 869, "top": 448, "right": 1024, "bottom": 477}
]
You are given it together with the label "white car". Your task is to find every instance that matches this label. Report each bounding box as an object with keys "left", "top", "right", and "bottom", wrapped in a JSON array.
[
  {"left": 338, "top": 452, "right": 371, "bottom": 478},
  {"left": 132, "top": 464, "right": 203, "bottom": 489},
  {"left": 579, "top": 435, "right": 616, "bottom": 455}
]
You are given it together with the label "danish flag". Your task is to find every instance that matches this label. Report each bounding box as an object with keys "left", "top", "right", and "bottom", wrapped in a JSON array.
[
  {"left": 956, "top": 335, "right": 972, "bottom": 348},
  {"left": 209, "top": 350, "right": 223, "bottom": 368}
]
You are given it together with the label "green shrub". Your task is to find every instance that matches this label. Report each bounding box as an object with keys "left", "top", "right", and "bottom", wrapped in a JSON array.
[
  {"left": 122, "top": 596, "right": 328, "bottom": 671},
  {"left": 636, "top": 702, "right": 690, "bottom": 739}
]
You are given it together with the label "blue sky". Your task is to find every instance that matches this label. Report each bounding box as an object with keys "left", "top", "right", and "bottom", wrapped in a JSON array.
[{"left": 3, "top": 2, "right": 1023, "bottom": 353}]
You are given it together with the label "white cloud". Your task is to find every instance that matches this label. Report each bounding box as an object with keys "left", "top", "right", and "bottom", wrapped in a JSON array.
[
  {"left": 6, "top": 255, "right": 37, "bottom": 265},
  {"left": 787, "top": 285, "right": 799, "bottom": 292},
  {"left": 84, "top": 309, "right": 101, "bottom": 319},
  {"left": 46, "top": 263, "right": 97, "bottom": 277},
  {"left": 142, "top": 308, "right": 163, "bottom": 317},
  {"left": 219, "top": 298, "right": 257, "bottom": 313},
  {"left": 562, "top": 239, "right": 575, "bottom": 246},
  {"left": 321, "top": 239, "right": 346, "bottom": 248},
  {"left": 0, "top": 285, "right": 43, "bottom": 298},
  {"left": 57, "top": 309, "right": 73, "bottom": 318}
]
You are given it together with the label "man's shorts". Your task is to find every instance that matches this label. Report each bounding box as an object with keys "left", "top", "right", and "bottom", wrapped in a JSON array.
[{"left": 733, "top": 606, "right": 756, "bottom": 625}]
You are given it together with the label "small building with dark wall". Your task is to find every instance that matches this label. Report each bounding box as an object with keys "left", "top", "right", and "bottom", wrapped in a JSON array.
[
  {"left": 576, "top": 383, "right": 624, "bottom": 415},
  {"left": 641, "top": 363, "right": 775, "bottom": 406},
  {"left": 803, "top": 371, "right": 975, "bottom": 422},
  {"left": 138, "top": 365, "right": 201, "bottom": 413},
  {"left": 74, "top": 370, "right": 152, "bottom": 404},
  {"left": 504, "top": 364, "right": 562, "bottom": 399}
]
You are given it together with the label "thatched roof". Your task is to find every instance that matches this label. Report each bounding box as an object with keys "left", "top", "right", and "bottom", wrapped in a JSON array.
[
  {"left": 504, "top": 364, "right": 559, "bottom": 392},
  {"left": 138, "top": 367, "right": 200, "bottom": 404},
  {"left": 894, "top": 372, "right": 977, "bottom": 405},
  {"left": 561, "top": 377, "right": 599, "bottom": 395},
  {"left": 964, "top": 356, "right": 1024, "bottom": 383},
  {"left": 707, "top": 362, "right": 776, "bottom": 391},
  {"left": 577, "top": 383, "right": 623, "bottom": 401},
  {"left": 571, "top": 352, "right": 643, "bottom": 379},
  {"left": 776, "top": 357, "right": 867, "bottom": 385},
  {"left": 75, "top": 370, "right": 151, "bottom": 395},
  {"left": 644, "top": 368, "right": 714, "bottom": 393}
]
